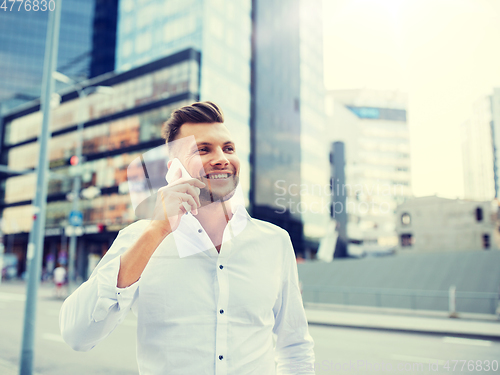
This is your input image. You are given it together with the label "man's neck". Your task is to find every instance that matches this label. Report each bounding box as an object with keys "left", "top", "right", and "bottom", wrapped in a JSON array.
[{"left": 195, "top": 199, "right": 233, "bottom": 251}]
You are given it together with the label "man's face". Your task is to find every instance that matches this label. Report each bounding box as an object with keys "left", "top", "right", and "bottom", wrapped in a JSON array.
[{"left": 173, "top": 122, "right": 240, "bottom": 203}]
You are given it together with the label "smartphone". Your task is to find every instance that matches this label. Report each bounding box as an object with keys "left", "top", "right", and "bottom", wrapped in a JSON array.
[{"left": 166, "top": 158, "right": 194, "bottom": 214}]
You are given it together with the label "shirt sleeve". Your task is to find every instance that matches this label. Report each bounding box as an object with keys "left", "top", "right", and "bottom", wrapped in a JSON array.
[
  {"left": 59, "top": 222, "right": 145, "bottom": 351},
  {"left": 273, "top": 232, "right": 316, "bottom": 375}
]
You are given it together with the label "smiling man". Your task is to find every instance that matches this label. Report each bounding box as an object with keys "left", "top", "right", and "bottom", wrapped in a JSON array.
[{"left": 59, "top": 101, "right": 315, "bottom": 375}]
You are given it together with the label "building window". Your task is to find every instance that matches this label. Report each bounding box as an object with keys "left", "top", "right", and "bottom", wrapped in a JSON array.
[
  {"left": 400, "top": 233, "right": 413, "bottom": 247},
  {"left": 475, "top": 207, "right": 483, "bottom": 222},
  {"left": 401, "top": 213, "right": 411, "bottom": 225},
  {"left": 483, "top": 234, "right": 490, "bottom": 249}
]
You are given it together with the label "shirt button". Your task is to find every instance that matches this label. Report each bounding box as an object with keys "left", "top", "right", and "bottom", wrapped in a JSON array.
[
  {"left": 219, "top": 309, "right": 224, "bottom": 314},
  {"left": 219, "top": 355, "right": 223, "bottom": 360},
  {"left": 219, "top": 265, "right": 223, "bottom": 269},
  {"left": 198, "top": 229, "right": 203, "bottom": 233}
]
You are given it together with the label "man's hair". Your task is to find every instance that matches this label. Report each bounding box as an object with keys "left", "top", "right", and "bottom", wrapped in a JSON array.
[{"left": 161, "top": 101, "right": 225, "bottom": 144}]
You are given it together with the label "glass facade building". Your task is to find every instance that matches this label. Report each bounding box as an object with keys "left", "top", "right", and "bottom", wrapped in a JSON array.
[
  {"left": 251, "top": 0, "right": 329, "bottom": 253},
  {"left": 0, "top": 0, "right": 118, "bottom": 112},
  {"left": 0, "top": 49, "right": 200, "bottom": 278},
  {"left": 298, "top": 0, "right": 330, "bottom": 241},
  {"left": 116, "top": 0, "right": 252, "bottom": 205}
]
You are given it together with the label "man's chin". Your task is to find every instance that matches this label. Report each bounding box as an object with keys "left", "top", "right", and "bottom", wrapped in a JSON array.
[
  {"left": 199, "top": 180, "right": 239, "bottom": 204},
  {"left": 216, "top": 188, "right": 237, "bottom": 202}
]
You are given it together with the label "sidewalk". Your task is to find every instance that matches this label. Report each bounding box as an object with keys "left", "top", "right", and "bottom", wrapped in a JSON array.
[
  {"left": 0, "top": 279, "right": 68, "bottom": 300},
  {"left": 0, "top": 281, "right": 54, "bottom": 375},
  {"left": 0, "top": 358, "right": 18, "bottom": 375},
  {"left": 0, "top": 358, "right": 42, "bottom": 375},
  {"left": 305, "top": 303, "right": 500, "bottom": 340}
]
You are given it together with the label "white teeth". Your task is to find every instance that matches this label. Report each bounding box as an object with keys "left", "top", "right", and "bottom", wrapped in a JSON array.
[{"left": 208, "top": 174, "right": 229, "bottom": 179}]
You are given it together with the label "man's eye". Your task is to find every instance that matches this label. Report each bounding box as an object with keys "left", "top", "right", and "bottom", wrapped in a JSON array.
[
  {"left": 225, "top": 147, "right": 235, "bottom": 152},
  {"left": 198, "top": 147, "right": 208, "bottom": 152}
]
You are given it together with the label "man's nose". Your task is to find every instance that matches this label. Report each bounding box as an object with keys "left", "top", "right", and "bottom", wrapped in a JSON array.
[{"left": 211, "top": 147, "right": 229, "bottom": 166}]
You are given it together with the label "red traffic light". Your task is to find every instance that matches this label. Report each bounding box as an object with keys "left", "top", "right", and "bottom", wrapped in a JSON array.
[{"left": 70, "top": 156, "right": 79, "bottom": 166}]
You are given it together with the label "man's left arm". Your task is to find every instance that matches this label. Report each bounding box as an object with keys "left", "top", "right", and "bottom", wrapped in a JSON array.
[{"left": 273, "top": 232, "right": 315, "bottom": 375}]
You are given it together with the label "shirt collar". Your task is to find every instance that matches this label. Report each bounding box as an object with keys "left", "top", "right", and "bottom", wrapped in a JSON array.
[
  {"left": 227, "top": 184, "right": 251, "bottom": 221},
  {"left": 171, "top": 185, "right": 250, "bottom": 258}
]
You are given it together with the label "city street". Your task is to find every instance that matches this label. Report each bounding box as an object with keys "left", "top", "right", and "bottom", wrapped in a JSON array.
[
  {"left": 0, "top": 281, "right": 498, "bottom": 375},
  {"left": 0, "top": 282, "right": 138, "bottom": 375},
  {"left": 1, "top": 1, "right": 500, "bottom": 375}
]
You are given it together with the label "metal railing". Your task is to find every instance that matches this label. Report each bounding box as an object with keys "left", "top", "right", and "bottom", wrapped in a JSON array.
[{"left": 302, "top": 285, "right": 499, "bottom": 315}]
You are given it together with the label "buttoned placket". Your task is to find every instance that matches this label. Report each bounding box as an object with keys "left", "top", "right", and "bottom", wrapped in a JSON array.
[
  {"left": 176, "top": 209, "right": 245, "bottom": 375},
  {"left": 215, "top": 254, "right": 228, "bottom": 374},
  {"left": 214, "top": 220, "right": 236, "bottom": 375}
]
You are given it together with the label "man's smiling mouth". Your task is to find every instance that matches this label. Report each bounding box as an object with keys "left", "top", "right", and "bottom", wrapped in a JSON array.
[{"left": 204, "top": 173, "right": 232, "bottom": 180}]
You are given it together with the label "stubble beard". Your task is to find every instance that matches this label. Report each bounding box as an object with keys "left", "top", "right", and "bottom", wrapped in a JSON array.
[{"left": 198, "top": 175, "right": 239, "bottom": 205}]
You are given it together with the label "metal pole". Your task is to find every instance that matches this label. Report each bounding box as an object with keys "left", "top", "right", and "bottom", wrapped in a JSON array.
[
  {"left": 331, "top": 142, "right": 347, "bottom": 241},
  {"left": 67, "top": 88, "right": 85, "bottom": 294},
  {"left": 449, "top": 285, "right": 457, "bottom": 318},
  {"left": 0, "top": 219, "right": 4, "bottom": 286},
  {"left": 331, "top": 142, "right": 348, "bottom": 259},
  {"left": 20, "top": 1, "right": 62, "bottom": 374}
]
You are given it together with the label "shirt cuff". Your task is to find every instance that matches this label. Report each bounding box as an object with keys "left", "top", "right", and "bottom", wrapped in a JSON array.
[{"left": 91, "top": 255, "right": 139, "bottom": 322}]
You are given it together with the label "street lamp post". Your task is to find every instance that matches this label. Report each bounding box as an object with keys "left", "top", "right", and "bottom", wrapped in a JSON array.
[
  {"left": 19, "top": 1, "right": 62, "bottom": 374},
  {"left": 53, "top": 72, "right": 112, "bottom": 293}
]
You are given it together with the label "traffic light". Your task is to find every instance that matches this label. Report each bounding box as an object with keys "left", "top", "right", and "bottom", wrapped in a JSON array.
[{"left": 48, "top": 155, "right": 82, "bottom": 168}]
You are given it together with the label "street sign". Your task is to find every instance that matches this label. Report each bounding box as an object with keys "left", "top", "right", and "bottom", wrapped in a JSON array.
[{"left": 69, "top": 211, "right": 83, "bottom": 227}]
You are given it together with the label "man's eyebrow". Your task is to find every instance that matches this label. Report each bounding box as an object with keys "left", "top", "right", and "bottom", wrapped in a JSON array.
[{"left": 195, "top": 141, "right": 234, "bottom": 146}]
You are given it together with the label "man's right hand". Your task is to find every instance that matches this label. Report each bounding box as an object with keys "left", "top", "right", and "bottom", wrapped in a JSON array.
[
  {"left": 117, "top": 177, "right": 205, "bottom": 288},
  {"left": 149, "top": 178, "right": 206, "bottom": 236}
]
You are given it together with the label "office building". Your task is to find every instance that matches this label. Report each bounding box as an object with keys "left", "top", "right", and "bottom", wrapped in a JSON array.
[
  {"left": 462, "top": 88, "right": 500, "bottom": 201},
  {"left": 0, "top": 49, "right": 199, "bottom": 278},
  {"left": 395, "top": 196, "right": 499, "bottom": 252},
  {"left": 326, "top": 89, "right": 412, "bottom": 249},
  {"left": 0, "top": 0, "right": 118, "bottom": 112},
  {"left": 251, "top": 0, "right": 329, "bottom": 254}
]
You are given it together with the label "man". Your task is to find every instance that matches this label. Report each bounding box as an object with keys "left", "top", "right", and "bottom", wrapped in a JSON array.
[{"left": 59, "top": 101, "right": 315, "bottom": 374}]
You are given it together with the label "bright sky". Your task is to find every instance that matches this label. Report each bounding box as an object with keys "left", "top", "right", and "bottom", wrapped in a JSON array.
[{"left": 323, "top": 0, "right": 500, "bottom": 199}]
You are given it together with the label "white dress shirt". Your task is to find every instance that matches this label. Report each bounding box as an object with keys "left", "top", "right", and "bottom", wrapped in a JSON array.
[{"left": 59, "top": 202, "right": 315, "bottom": 375}]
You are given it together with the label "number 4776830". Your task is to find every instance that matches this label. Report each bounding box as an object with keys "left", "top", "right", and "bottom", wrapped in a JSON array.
[
  {"left": 443, "top": 360, "right": 498, "bottom": 372},
  {"left": 1, "top": 0, "right": 56, "bottom": 12}
]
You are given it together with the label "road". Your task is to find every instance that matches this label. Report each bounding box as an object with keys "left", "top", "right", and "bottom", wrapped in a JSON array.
[
  {"left": 0, "top": 281, "right": 498, "bottom": 374},
  {"left": 0, "top": 281, "right": 138, "bottom": 375},
  {"left": 312, "top": 325, "right": 498, "bottom": 374}
]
